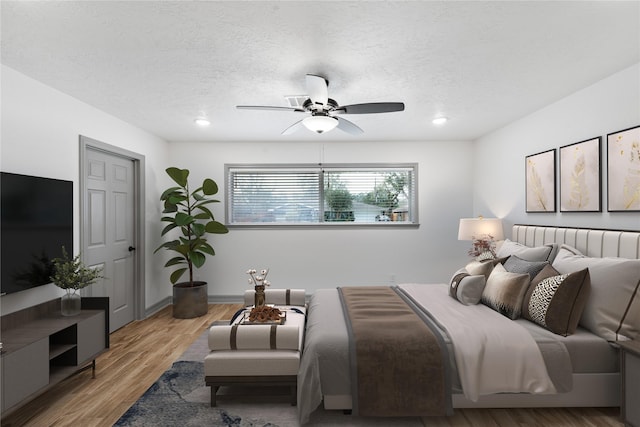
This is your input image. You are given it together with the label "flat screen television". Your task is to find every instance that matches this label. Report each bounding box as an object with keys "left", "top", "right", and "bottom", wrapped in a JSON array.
[{"left": 1, "top": 172, "right": 73, "bottom": 295}]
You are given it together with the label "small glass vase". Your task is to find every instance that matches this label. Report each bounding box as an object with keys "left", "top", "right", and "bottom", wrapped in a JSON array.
[
  {"left": 61, "top": 291, "right": 81, "bottom": 316},
  {"left": 254, "top": 284, "right": 265, "bottom": 307}
]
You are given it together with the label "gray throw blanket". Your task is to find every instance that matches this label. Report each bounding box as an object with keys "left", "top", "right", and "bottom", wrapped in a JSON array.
[{"left": 338, "top": 286, "right": 453, "bottom": 417}]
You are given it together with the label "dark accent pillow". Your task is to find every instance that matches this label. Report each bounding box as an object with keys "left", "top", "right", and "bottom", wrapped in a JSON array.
[
  {"left": 522, "top": 264, "right": 591, "bottom": 336},
  {"left": 481, "top": 263, "right": 530, "bottom": 319},
  {"left": 503, "top": 255, "right": 548, "bottom": 280},
  {"left": 449, "top": 268, "right": 486, "bottom": 305}
]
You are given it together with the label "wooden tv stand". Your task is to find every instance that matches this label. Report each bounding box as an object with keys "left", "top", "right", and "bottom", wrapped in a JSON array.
[{"left": 0, "top": 297, "right": 109, "bottom": 418}]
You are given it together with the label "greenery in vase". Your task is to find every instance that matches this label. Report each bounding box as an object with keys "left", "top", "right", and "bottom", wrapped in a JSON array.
[
  {"left": 50, "top": 247, "right": 104, "bottom": 294},
  {"left": 155, "top": 167, "right": 229, "bottom": 285}
]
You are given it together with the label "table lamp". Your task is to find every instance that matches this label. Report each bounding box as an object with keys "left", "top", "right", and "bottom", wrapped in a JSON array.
[{"left": 458, "top": 216, "right": 504, "bottom": 257}]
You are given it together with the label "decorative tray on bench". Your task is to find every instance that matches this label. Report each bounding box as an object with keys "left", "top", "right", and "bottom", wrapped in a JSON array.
[{"left": 240, "top": 310, "right": 286, "bottom": 325}]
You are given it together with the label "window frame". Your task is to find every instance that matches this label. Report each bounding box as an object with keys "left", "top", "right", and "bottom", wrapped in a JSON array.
[{"left": 225, "top": 163, "right": 419, "bottom": 228}]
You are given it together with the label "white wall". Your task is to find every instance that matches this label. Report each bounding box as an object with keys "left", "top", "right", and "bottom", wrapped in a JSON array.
[
  {"left": 0, "top": 65, "right": 170, "bottom": 315},
  {"left": 4, "top": 59, "right": 637, "bottom": 315},
  {"left": 165, "top": 140, "right": 475, "bottom": 298},
  {"left": 474, "top": 63, "right": 640, "bottom": 233},
  {"left": 0, "top": 65, "right": 476, "bottom": 315},
  {"left": 11, "top": 60, "right": 633, "bottom": 312}
]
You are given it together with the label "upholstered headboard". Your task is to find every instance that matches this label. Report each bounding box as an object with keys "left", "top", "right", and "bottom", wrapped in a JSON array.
[{"left": 512, "top": 224, "right": 640, "bottom": 260}]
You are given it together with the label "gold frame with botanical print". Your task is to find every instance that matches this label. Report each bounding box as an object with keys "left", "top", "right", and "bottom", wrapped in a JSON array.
[
  {"left": 559, "top": 137, "right": 601, "bottom": 212},
  {"left": 525, "top": 149, "right": 556, "bottom": 213},
  {"left": 607, "top": 125, "right": 640, "bottom": 212}
]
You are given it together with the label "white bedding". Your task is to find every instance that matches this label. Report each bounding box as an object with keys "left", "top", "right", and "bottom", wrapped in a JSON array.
[
  {"left": 297, "top": 226, "right": 634, "bottom": 422},
  {"left": 398, "top": 283, "right": 556, "bottom": 401},
  {"left": 297, "top": 285, "right": 566, "bottom": 423}
]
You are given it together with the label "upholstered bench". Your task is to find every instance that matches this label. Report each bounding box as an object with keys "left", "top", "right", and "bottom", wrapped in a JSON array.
[{"left": 204, "top": 289, "right": 306, "bottom": 406}]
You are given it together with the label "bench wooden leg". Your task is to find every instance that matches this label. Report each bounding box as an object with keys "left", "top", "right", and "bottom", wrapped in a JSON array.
[
  {"left": 291, "top": 385, "right": 297, "bottom": 406},
  {"left": 205, "top": 375, "right": 297, "bottom": 406},
  {"left": 210, "top": 385, "right": 218, "bottom": 407}
]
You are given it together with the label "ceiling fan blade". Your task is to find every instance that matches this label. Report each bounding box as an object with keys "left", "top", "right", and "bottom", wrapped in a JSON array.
[
  {"left": 335, "top": 102, "right": 405, "bottom": 114},
  {"left": 237, "top": 105, "right": 305, "bottom": 112},
  {"left": 336, "top": 117, "right": 364, "bottom": 135},
  {"left": 281, "top": 119, "right": 305, "bottom": 135},
  {"left": 305, "top": 74, "right": 329, "bottom": 107}
]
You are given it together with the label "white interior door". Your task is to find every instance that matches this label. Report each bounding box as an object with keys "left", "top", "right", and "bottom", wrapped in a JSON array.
[{"left": 83, "top": 146, "right": 137, "bottom": 332}]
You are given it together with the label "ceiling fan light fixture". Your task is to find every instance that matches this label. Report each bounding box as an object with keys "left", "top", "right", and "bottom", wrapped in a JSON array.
[
  {"left": 302, "top": 115, "right": 338, "bottom": 134},
  {"left": 237, "top": 74, "right": 404, "bottom": 135}
]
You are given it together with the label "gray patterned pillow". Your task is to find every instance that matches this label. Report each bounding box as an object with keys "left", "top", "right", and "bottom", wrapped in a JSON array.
[
  {"left": 503, "top": 255, "right": 548, "bottom": 280},
  {"left": 522, "top": 264, "right": 591, "bottom": 336},
  {"left": 476, "top": 251, "right": 495, "bottom": 262},
  {"left": 481, "top": 263, "right": 530, "bottom": 319}
]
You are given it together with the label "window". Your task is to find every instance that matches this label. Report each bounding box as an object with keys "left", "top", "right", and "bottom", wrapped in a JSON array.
[{"left": 226, "top": 164, "right": 418, "bottom": 226}]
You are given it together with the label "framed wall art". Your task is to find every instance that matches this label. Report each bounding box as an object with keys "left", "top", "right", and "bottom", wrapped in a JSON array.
[
  {"left": 607, "top": 125, "right": 640, "bottom": 212},
  {"left": 560, "top": 137, "right": 601, "bottom": 212},
  {"left": 526, "top": 149, "right": 556, "bottom": 212}
]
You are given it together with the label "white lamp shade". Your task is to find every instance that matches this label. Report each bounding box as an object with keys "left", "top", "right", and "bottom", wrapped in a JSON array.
[
  {"left": 458, "top": 217, "right": 504, "bottom": 241},
  {"left": 302, "top": 115, "right": 338, "bottom": 133}
]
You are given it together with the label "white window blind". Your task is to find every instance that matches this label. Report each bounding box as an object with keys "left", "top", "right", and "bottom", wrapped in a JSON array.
[{"left": 226, "top": 164, "right": 417, "bottom": 226}]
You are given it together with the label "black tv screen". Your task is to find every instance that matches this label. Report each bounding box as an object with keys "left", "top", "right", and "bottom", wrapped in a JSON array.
[{"left": 1, "top": 172, "right": 73, "bottom": 295}]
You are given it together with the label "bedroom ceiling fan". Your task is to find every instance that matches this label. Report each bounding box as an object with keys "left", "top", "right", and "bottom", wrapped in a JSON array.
[{"left": 236, "top": 74, "right": 405, "bottom": 135}]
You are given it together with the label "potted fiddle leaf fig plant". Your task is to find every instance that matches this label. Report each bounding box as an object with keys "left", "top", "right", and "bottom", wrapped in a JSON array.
[{"left": 154, "top": 167, "right": 229, "bottom": 318}]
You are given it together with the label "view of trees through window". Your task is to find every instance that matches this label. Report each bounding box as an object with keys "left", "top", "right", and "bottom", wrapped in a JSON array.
[
  {"left": 324, "top": 171, "right": 410, "bottom": 222},
  {"left": 227, "top": 165, "right": 416, "bottom": 225}
]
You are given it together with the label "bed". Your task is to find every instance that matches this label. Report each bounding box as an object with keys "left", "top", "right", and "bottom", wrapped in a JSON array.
[{"left": 297, "top": 225, "right": 640, "bottom": 423}]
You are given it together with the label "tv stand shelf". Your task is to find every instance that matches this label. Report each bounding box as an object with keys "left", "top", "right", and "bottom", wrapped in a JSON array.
[
  {"left": 0, "top": 297, "right": 109, "bottom": 418},
  {"left": 50, "top": 343, "right": 76, "bottom": 360}
]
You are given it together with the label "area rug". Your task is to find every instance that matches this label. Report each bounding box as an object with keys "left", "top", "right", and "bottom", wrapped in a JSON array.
[{"left": 115, "top": 327, "right": 424, "bottom": 427}]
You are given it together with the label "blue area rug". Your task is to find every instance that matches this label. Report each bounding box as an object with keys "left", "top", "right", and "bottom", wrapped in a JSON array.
[
  {"left": 115, "top": 329, "right": 424, "bottom": 427},
  {"left": 114, "top": 361, "right": 278, "bottom": 427}
]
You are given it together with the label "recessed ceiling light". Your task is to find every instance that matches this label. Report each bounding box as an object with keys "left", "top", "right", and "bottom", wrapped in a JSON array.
[
  {"left": 194, "top": 117, "right": 211, "bottom": 126},
  {"left": 432, "top": 117, "right": 448, "bottom": 125}
]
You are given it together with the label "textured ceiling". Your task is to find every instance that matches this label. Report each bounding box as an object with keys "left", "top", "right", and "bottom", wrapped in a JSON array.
[{"left": 1, "top": 1, "right": 639, "bottom": 142}]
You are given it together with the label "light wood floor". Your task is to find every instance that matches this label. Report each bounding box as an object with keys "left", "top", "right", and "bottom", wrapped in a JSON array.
[{"left": 1, "top": 304, "right": 623, "bottom": 427}]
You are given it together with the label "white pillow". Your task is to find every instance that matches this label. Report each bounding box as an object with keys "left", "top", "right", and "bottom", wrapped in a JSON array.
[
  {"left": 497, "top": 239, "right": 558, "bottom": 263},
  {"left": 243, "top": 288, "right": 306, "bottom": 307},
  {"left": 209, "top": 324, "right": 300, "bottom": 351},
  {"left": 552, "top": 244, "right": 640, "bottom": 341},
  {"left": 465, "top": 259, "right": 498, "bottom": 280}
]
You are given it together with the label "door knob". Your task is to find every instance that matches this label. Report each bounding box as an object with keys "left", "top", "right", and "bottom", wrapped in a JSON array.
[{"left": 128, "top": 246, "right": 136, "bottom": 252}]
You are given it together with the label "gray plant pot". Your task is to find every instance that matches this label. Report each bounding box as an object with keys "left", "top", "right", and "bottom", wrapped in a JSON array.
[{"left": 172, "top": 281, "right": 208, "bottom": 319}]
